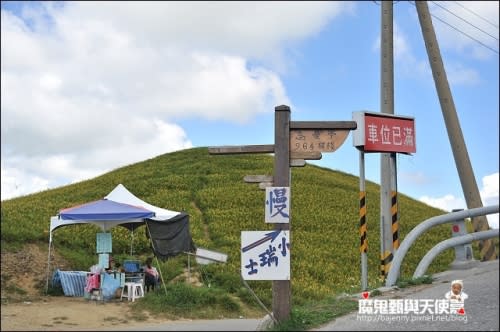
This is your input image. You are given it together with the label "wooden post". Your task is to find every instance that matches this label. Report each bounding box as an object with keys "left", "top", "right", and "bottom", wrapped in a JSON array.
[
  {"left": 209, "top": 105, "right": 357, "bottom": 324},
  {"left": 273, "top": 105, "right": 291, "bottom": 322}
]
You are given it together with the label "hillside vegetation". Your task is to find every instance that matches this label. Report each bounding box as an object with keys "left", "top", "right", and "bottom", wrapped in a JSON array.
[{"left": 1, "top": 147, "right": 454, "bottom": 313}]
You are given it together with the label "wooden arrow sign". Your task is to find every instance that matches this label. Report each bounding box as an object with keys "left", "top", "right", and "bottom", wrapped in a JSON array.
[
  {"left": 289, "top": 159, "right": 306, "bottom": 167},
  {"left": 258, "top": 182, "right": 273, "bottom": 190},
  {"left": 244, "top": 175, "right": 273, "bottom": 183},
  {"left": 208, "top": 144, "right": 274, "bottom": 154}
]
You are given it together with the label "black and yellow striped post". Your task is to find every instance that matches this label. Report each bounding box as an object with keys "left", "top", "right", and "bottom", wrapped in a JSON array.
[
  {"left": 380, "top": 251, "right": 393, "bottom": 278},
  {"left": 359, "top": 191, "right": 368, "bottom": 254},
  {"left": 359, "top": 190, "right": 368, "bottom": 289},
  {"left": 380, "top": 190, "right": 398, "bottom": 279},
  {"left": 359, "top": 151, "right": 368, "bottom": 290},
  {"left": 391, "top": 191, "right": 399, "bottom": 250}
]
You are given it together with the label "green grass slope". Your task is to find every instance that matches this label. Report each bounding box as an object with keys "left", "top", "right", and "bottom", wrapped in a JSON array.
[{"left": 1, "top": 147, "right": 453, "bottom": 308}]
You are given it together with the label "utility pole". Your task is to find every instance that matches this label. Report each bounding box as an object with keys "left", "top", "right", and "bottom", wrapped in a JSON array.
[
  {"left": 380, "top": 0, "right": 399, "bottom": 279},
  {"left": 415, "top": 1, "right": 496, "bottom": 261}
]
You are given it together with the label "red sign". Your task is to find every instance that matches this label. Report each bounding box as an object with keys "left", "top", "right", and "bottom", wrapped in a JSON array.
[{"left": 353, "top": 112, "right": 416, "bottom": 154}]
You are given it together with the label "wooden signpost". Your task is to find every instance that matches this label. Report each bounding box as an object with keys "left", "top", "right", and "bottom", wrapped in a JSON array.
[{"left": 208, "top": 105, "right": 356, "bottom": 323}]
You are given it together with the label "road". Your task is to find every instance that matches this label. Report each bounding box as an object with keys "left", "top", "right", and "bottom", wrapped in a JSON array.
[
  {"left": 314, "top": 259, "right": 499, "bottom": 331},
  {"left": 113, "top": 260, "right": 498, "bottom": 331}
]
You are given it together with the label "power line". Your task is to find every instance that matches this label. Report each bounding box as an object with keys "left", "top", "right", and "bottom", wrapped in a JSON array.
[
  {"left": 372, "top": 1, "right": 401, "bottom": 5},
  {"left": 429, "top": 10, "right": 499, "bottom": 54},
  {"left": 408, "top": 1, "right": 499, "bottom": 55},
  {"left": 431, "top": 1, "right": 498, "bottom": 42},
  {"left": 452, "top": 1, "right": 499, "bottom": 29},
  {"left": 373, "top": 1, "right": 499, "bottom": 54}
]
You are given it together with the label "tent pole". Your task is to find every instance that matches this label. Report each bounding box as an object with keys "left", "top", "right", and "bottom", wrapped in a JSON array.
[
  {"left": 45, "top": 232, "right": 53, "bottom": 294},
  {"left": 130, "top": 229, "right": 134, "bottom": 256},
  {"left": 187, "top": 253, "right": 191, "bottom": 283},
  {"left": 146, "top": 221, "right": 167, "bottom": 296}
]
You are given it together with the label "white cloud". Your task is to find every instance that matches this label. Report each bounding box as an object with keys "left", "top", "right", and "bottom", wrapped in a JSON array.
[
  {"left": 480, "top": 172, "right": 499, "bottom": 202},
  {"left": 444, "top": 62, "right": 481, "bottom": 86},
  {"left": 1, "top": 166, "right": 50, "bottom": 199},
  {"left": 1, "top": 1, "right": 353, "bottom": 200},
  {"left": 55, "top": 1, "right": 353, "bottom": 61},
  {"left": 480, "top": 173, "right": 499, "bottom": 229},
  {"left": 419, "top": 194, "right": 466, "bottom": 213},
  {"left": 419, "top": 172, "right": 499, "bottom": 229},
  {"left": 1, "top": 120, "right": 193, "bottom": 200}
]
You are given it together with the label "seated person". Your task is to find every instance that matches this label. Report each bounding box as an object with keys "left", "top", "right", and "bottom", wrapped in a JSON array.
[
  {"left": 114, "top": 262, "right": 125, "bottom": 273},
  {"left": 143, "top": 257, "right": 160, "bottom": 292},
  {"left": 105, "top": 256, "right": 115, "bottom": 272}
]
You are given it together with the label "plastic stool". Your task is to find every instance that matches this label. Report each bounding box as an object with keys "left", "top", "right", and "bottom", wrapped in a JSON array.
[
  {"left": 132, "top": 282, "right": 145, "bottom": 301},
  {"left": 121, "top": 282, "right": 144, "bottom": 302}
]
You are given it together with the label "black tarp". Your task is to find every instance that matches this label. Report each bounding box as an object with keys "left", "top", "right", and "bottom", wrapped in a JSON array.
[{"left": 146, "top": 212, "right": 196, "bottom": 260}]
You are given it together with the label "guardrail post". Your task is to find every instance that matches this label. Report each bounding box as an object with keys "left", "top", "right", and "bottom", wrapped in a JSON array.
[
  {"left": 413, "top": 229, "right": 498, "bottom": 279},
  {"left": 450, "top": 209, "right": 477, "bottom": 269},
  {"left": 385, "top": 204, "right": 499, "bottom": 287}
]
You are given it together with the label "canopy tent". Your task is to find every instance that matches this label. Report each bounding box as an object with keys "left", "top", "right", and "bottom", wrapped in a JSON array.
[
  {"left": 49, "top": 184, "right": 182, "bottom": 238},
  {"left": 105, "top": 184, "right": 180, "bottom": 221},
  {"left": 46, "top": 184, "right": 196, "bottom": 293},
  {"left": 49, "top": 199, "right": 154, "bottom": 239}
]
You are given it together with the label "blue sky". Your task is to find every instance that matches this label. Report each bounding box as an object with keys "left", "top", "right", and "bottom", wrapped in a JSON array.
[{"left": 1, "top": 1, "right": 498, "bottom": 228}]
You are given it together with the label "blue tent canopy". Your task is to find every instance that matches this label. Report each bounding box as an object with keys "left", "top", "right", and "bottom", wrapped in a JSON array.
[{"left": 59, "top": 199, "right": 155, "bottom": 221}]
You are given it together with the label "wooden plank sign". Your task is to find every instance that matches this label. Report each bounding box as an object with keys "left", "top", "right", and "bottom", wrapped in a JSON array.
[
  {"left": 244, "top": 175, "right": 273, "bottom": 183},
  {"left": 290, "top": 129, "right": 350, "bottom": 153}
]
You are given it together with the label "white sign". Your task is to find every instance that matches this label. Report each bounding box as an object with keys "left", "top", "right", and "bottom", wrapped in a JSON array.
[
  {"left": 195, "top": 247, "right": 228, "bottom": 265},
  {"left": 241, "top": 230, "right": 290, "bottom": 280},
  {"left": 265, "top": 187, "right": 290, "bottom": 223}
]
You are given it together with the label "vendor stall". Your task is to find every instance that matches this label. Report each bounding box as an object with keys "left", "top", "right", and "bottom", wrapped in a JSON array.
[{"left": 46, "top": 183, "right": 196, "bottom": 296}]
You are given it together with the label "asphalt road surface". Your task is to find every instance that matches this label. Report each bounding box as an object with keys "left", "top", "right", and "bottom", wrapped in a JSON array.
[
  {"left": 114, "top": 260, "right": 498, "bottom": 331},
  {"left": 314, "top": 259, "right": 499, "bottom": 331}
]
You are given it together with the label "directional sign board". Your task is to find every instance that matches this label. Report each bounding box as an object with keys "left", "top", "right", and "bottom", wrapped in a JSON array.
[
  {"left": 211, "top": 109, "right": 358, "bottom": 322},
  {"left": 265, "top": 187, "right": 290, "bottom": 223},
  {"left": 241, "top": 230, "right": 290, "bottom": 280},
  {"left": 290, "top": 129, "right": 350, "bottom": 153}
]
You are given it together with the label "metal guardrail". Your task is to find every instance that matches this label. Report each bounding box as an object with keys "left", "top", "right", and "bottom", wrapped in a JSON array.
[
  {"left": 413, "top": 229, "right": 499, "bottom": 278},
  {"left": 385, "top": 204, "right": 499, "bottom": 287}
]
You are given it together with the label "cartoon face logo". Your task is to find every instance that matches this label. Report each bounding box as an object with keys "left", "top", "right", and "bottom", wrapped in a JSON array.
[{"left": 445, "top": 279, "right": 468, "bottom": 315}]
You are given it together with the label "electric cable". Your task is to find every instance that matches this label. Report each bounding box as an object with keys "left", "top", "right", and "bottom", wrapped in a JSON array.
[
  {"left": 431, "top": 1, "right": 498, "bottom": 42},
  {"left": 407, "top": 1, "right": 498, "bottom": 54},
  {"left": 452, "top": 0, "right": 499, "bottom": 29}
]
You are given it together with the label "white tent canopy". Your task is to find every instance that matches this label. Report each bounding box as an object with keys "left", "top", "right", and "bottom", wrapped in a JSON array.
[{"left": 105, "top": 184, "right": 180, "bottom": 221}]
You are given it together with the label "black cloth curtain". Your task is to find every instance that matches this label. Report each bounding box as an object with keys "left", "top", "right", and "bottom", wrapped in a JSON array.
[{"left": 145, "top": 212, "right": 196, "bottom": 260}]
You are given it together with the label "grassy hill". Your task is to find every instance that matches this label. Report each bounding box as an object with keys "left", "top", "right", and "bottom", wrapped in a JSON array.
[{"left": 1, "top": 147, "right": 456, "bottom": 320}]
